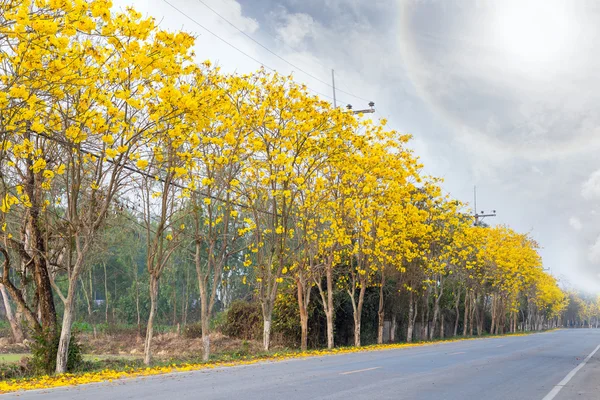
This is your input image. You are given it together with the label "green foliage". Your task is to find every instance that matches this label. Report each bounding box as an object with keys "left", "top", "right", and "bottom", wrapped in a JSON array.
[
  {"left": 210, "top": 311, "right": 227, "bottom": 332},
  {"left": 0, "top": 362, "right": 28, "bottom": 381},
  {"left": 183, "top": 323, "right": 203, "bottom": 339},
  {"left": 29, "top": 329, "right": 83, "bottom": 374},
  {"left": 272, "top": 290, "right": 301, "bottom": 346},
  {"left": 0, "top": 320, "right": 10, "bottom": 337},
  {"left": 222, "top": 301, "right": 262, "bottom": 340}
]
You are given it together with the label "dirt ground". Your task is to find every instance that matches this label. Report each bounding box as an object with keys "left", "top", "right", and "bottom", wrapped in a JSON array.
[
  {"left": 0, "top": 337, "right": 29, "bottom": 355},
  {"left": 0, "top": 332, "right": 266, "bottom": 359},
  {"left": 83, "top": 331, "right": 268, "bottom": 358}
]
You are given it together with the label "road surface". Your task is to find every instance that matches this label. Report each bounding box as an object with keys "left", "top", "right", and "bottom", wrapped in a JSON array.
[{"left": 2, "top": 329, "right": 599, "bottom": 400}]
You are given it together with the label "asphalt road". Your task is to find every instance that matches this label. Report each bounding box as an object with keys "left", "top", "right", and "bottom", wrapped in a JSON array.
[{"left": 3, "top": 329, "right": 600, "bottom": 400}]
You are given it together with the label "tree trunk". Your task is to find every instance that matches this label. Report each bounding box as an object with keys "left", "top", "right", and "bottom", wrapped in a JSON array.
[
  {"left": 199, "top": 272, "right": 211, "bottom": 362},
  {"left": 144, "top": 275, "right": 159, "bottom": 365},
  {"left": 422, "top": 290, "right": 430, "bottom": 340},
  {"left": 491, "top": 295, "right": 497, "bottom": 335},
  {"left": 262, "top": 306, "right": 272, "bottom": 351},
  {"left": 352, "top": 284, "right": 366, "bottom": 347},
  {"left": 297, "top": 277, "right": 309, "bottom": 352},
  {"left": 25, "top": 173, "right": 57, "bottom": 335},
  {"left": 407, "top": 290, "right": 416, "bottom": 343},
  {"left": 103, "top": 262, "right": 109, "bottom": 324},
  {"left": 377, "top": 273, "right": 385, "bottom": 344},
  {"left": 430, "top": 284, "right": 441, "bottom": 341},
  {"left": 454, "top": 287, "right": 461, "bottom": 337},
  {"left": 317, "top": 260, "right": 335, "bottom": 350},
  {"left": 326, "top": 309, "right": 334, "bottom": 349},
  {"left": 56, "top": 284, "right": 77, "bottom": 373},
  {"left": 469, "top": 292, "right": 475, "bottom": 336},
  {"left": 201, "top": 308, "right": 210, "bottom": 362},
  {"left": 463, "top": 291, "right": 469, "bottom": 336},
  {"left": 476, "top": 293, "right": 484, "bottom": 336},
  {"left": 390, "top": 312, "right": 397, "bottom": 343},
  {"left": 0, "top": 284, "right": 24, "bottom": 343}
]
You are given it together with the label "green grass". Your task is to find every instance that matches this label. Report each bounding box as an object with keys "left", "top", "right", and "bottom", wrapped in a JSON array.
[{"left": 0, "top": 354, "right": 27, "bottom": 363}]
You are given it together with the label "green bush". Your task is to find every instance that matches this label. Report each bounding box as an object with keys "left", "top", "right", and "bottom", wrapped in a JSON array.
[
  {"left": 0, "top": 362, "right": 28, "bottom": 381},
  {"left": 210, "top": 311, "right": 227, "bottom": 332},
  {"left": 222, "top": 301, "right": 262, "bottom": 340},
  {"left": 272, "top": 290, "right": 301, "bottom": 346},
  {"left": 29, "top": 329, "right": 83, "bottom": 374},
  {"left": 0, "top": 320, "right": 10, "bottom": 337},
  {"left": 183, "top": 322, "right": 203, "bottom": 339}
]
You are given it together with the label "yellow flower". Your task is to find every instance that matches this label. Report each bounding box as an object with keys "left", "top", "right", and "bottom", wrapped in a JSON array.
[
  {"left": 136, "top": 159, "right": 149, "bottom": 169},
  {"left": 43, "top": 170, "right": 54, "bottom": 179},
  {"left": 105, "top": 148, "right": 118, "bottom": 159},
  {"left": 101, "top": 134, "right": 114, "bottom": 145},
  {"left": 31, "top": 158, "right": 47, "bottom": 173},
  {"left": 56, "top": 164, "right": 66, "bottom": 175},
  {"left": 203, "top": 198, "right": 211, "bottom": 205},
  {"left": 31, "top": 121, "right": 45, "bottom": 133},
  {"left": 174, "top": 167, "right": 187, "bottom": 178}
]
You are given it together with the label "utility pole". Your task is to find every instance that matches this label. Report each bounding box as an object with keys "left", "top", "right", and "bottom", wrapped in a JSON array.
[
  {"left": 473, "top": 185, "right": 496, "bottom": 226},
  {"left": 331, "top": 69, "right": 375, "bottom": 114},
  {"left": 331, "top": 69, "right": 337, "bottom": 108}
]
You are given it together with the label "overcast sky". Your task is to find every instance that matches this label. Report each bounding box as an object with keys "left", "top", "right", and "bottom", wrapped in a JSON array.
[{"left": 113, "top": 0, "right": 600, "bottom": 293}]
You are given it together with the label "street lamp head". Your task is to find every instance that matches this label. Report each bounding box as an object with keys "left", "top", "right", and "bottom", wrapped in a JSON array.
[
  {"left": 369, "top": 101, "right": 375, "bottom": 108},
  {"left": 346, "top": 104, "right": 353, "bottom": 110}
]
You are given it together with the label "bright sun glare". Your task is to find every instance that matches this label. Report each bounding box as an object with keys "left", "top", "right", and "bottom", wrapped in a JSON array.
[{"left": 488, "top": 0, "right": 577, "bottom": 77}]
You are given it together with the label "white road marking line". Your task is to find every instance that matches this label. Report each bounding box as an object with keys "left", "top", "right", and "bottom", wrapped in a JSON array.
[
  {"left": 340, "top": 367, "right": 381, "bottom": 375},
  {"left": 496, "top": 345, "right": 504, "bottom": 348},
  {"left": 448, "top": 352, "right": 466, "bottom": 355},
  {"left": 541, "top": 344, "right": 600, "bottom": 400}
]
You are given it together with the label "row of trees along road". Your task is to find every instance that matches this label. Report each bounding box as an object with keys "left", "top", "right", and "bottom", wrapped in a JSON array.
[{"left": 0, "top": 0, "right": 568, "bottom": 374}]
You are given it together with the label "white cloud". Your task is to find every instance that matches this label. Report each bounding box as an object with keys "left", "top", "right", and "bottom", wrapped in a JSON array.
[
  {"left": 582, "top": 170, "right": 600, "bottom": 200},
  {"left": 569, "top": 216, "right": 583, "bottom": 231},
  {"left": 569, "top": 217, "right": 583, "bottom": 231},
  {"left": 589, "top": 236, "right": 600, "bottom": 264},
  {"left": 274, "top": 12, "right": 317, "bottom": 48}
]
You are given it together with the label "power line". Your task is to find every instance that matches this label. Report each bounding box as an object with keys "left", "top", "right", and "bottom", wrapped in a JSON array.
[
  {"left": 212, "top": 0, "right": 331, "bottom": 71},
  {"left": 160, "top": 0, "right": 354, "bottom": 105},
  {"left": 32, "top": 131, "right": 276, "bottom": 217},
  {"left": 211, "top": 0, "right": 374, "bottom": 106},
  {"left": 191, "top": 0, "right": 373, "bottom": 104}
]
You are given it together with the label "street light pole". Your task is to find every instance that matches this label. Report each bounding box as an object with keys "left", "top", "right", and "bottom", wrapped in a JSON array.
[
  {"left": 473, "top": 185, "right": 496, "bottom": 226},
  {"left": 346, "top": 102, "right": 375, "bottom": 115}
]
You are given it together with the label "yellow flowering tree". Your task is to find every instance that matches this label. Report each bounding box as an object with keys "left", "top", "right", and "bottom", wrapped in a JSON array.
[
  {"left": 187, "top": 71, "right": 252, "bottom": 361},
  {"left": 238, "top": 71, "right": 341, "bottom": 350}
]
